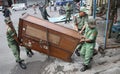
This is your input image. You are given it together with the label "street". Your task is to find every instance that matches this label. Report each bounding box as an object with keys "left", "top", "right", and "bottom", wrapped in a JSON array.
[{"left": 0, "top": 4, "right": 120, "bottom": 74}]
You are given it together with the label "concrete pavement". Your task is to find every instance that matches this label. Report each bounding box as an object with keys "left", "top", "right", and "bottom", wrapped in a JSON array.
[{"left": 0, "top": 5, "right": 120, "bottom": 74}]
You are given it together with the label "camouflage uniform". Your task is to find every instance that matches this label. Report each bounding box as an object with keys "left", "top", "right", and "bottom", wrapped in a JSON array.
[
  {"left": 65, "top": 3, "right": 72, "bottom": 23},
  {"left": 74, "top": 7, "right": 88, "bottom": 56},
  {"left": 80, "top": 25, "right": 98, "bottom": 65},
  {"left": 74, "top": 15, "right": 88, "bottom": 31},
  {"left": 5, "top": 20, "right": 33, "bottom": 63},
  {"left": 7, "top": 27, "right": 21, "bottom": 62},
  {"left": 79, "top": 19, "right": 98, "bottom": 72}
]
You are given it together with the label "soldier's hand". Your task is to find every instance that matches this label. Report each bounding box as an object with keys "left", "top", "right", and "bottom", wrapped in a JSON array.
[
  {"left": 74, "top": 25, "right": 78, "bottom": 31},
  {"left": 79, "top": 39, "right": 85, "bottom": 43},
  {"left": 79, "top": 31, "right": 82, "bottom": 34},
  {"left": 79, "top": 40, "right": 84, "bottom": 43}
]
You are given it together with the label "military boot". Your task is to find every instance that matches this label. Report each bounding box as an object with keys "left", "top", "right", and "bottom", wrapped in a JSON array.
[
  {"left": 30, "top": 50, "right": 34, "bottom": 55},
  {"left": 75, "top": 49, "right": 80, "bottom": 56},
  {"left": 27, "top": 50, "right": 34, "bottom": 57},
  {"left": 80, "top": 64, "right": 89, "bottom": 72},
  {"left": 17, "top": 60, "right": 27, "bottom": 69}
]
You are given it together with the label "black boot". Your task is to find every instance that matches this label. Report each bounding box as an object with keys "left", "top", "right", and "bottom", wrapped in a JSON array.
[
  {"left": 17, "top": 60, "right": 27, "bottom": 69},
  {"left": 27, "top": 50, "right": 34, "bottom": 57},
  {"left": 30, "top": 50, "right": 34, "bottom": 55},
  {"left": 27, "top": 52, "right": 32, "bottom": 57},
  {"left": 80, "top": 64, "right": 89, "bottom": 72},
  {"left": 75, "top": 49, "right": 80, "bottom": 56}
]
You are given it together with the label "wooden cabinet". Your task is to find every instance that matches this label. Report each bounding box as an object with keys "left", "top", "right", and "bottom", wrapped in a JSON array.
[{"left": 18, "top": 14, "right": 81, "bottom": 62}]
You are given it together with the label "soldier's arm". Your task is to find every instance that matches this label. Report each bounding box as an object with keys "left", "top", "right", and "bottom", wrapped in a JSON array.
[
  {"left": 80, "top": 37, "right": 94, "bottom": 43},
  {"left": 13, "top": 35, "right": 19, "bottom": 43},
  {"left": 79, "top": 16, "right": 88, "bottom": 33},
  {"left": 73, "top": 16, "right": 78, "bottom": 31},
  {"left": 79, "top": 23, "right": 87, "bottom": 34},
  {"left": 79, "top": 36, "right": 92, "bottom": 43},
  {"left": 84, "top": 38, "right": 93, "bottom": 43},
  {"left": 86, "top": 31, "right": 98, "bottom": 43},
  {"left": 11, "top": 30, "right": 20, "bottom": 44},
  {"left": 80, "top": 30, "right": 98, "bottom": 43}
]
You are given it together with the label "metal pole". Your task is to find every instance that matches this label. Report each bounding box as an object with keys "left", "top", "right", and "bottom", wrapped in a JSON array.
[
  {"left": 93, "top": 0, "right": 96, "bottom": 19},
  {"left": 104, "top": 0, "right": 110, "bottom": 49}
]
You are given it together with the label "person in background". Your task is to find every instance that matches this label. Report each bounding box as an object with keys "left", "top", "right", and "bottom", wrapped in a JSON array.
[
  {"left": 65, "top": 3, "right": 72, "bottom": 23},
  {"left": 49, "top": 2, "right": 52, "bottom": 12},
  {"left": 59, "top": 5, "right": 65, "bottom": 15},
  {"left": 40, "top": 5, "right": 50, "bottom": 20},
  {"left": 39, "top": 2, "right": 44, "bottom": 13},
  {"left": 5, "top": 19, "right": 33, "bottom": 69},
  {"left": 53, "top": 1, "right": 57, "bottom": 11},
  {"left": 79, "top": 18, "right": 98, "bottom": 72},
  {"left": 76, "top": 1, "right": 80, "bottom": 11},
  {"left": 32, "top": 4, "right": 37, "bottom": 14}
]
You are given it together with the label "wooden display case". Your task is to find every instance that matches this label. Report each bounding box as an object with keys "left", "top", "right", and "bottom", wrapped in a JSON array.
[{"left": 18, "top": 14, "right": 81, "bottom": 62}]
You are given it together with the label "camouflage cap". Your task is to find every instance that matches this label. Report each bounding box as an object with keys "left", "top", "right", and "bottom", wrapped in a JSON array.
[
  {"left": 80, "top": 7, "right": 88, "bottom": 14},
  {"left": 88, "top": 18, "right": 96, "bottom": 26}
]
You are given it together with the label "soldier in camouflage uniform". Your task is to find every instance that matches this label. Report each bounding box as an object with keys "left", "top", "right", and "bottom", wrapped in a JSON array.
[
  {"left": 65, "top": 3, "right": 72, "bottom": 23},
  {"left": 5, "top": 19, "right": 33, "bottom": 69},
  {"left": 74, "top": 7, "right": 88, "bottom": 56},
  {"left": 74, "top": 7, "right": 88, "bottom": 32},
  {"left": 79, "top": 18, "right": 98, "bottom": 72}
]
